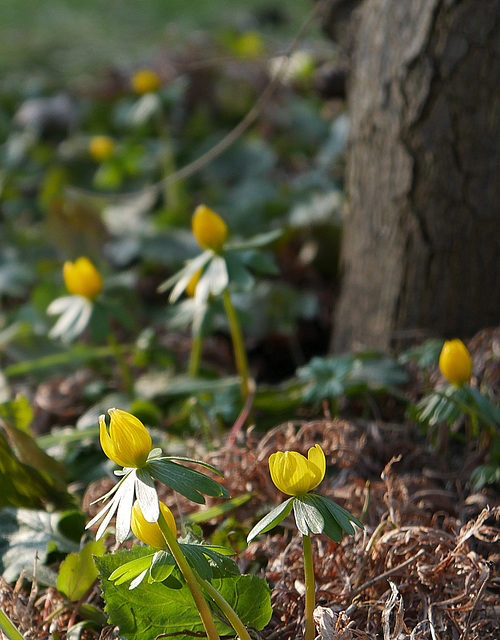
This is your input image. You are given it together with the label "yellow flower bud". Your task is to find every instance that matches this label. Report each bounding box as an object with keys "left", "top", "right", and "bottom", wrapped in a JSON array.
[
  {"left": 185, "top": 269, "right": 202, "bottom": 298},
  {"left": 131, "top": 500, "right": 176, "bottom": 548},
  {"left": 99, "top": 408, "right": 152, "bottom": 468},
  {"left": 269, "top": 444, "right": 326, "bottom": 496},
  {"left": 89, "top": 135, "right": 115, "bottom": 162},
  {"left": 192, "top": 205, "right": 228, "bottom": 252},
  {"left": 439, "top": 339, "right": 472, "bottom": 386},
  {"left": 131, "top": 69, "right": 161, "bottom": 94},
  {"left": 63, "top": 257, "right": 103, "bottom": 300}
]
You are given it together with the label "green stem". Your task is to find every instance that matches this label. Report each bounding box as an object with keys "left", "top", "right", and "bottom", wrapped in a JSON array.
[
  {"left": 222, "top": 289, "right": 250, "bottom": 401},
  {"left": 197, "top": 577, "right": 252, "bottom": 640},
  {"left": 158, "top": 514, "right": 220, "bottom": 640},
  {"left": 0, "top": 607, "right": 24, "bottom": 640},
  {"left": 302, "top": 534, "right": 316, "bottom": 640},
  {"left": 107, "top": 332, "right": 134, "bottom": 397},
  {"left": 188, "top": 324, "right": 204, "bottom": 377}
]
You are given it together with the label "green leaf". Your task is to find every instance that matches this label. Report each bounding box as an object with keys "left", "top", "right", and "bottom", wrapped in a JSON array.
[
  {"left": 0, "top": 508, "right": 80, "bottom": 582},
  {"left": 210, "top": 573, "right": 272, "bottom": 631},
  {"left": 179, "top": 542, "right": 238, "bottom": 580},
  {"left": 303, "top": 494, "right": 363, "bottom": 542},
  {"left": 0, "top": 431, "right": 74, "bottom": 510},
  {"left": 147, "top": 459, "right": 229, "bottom": 505},
  {"left": 186, "top": 492, "right": 253, "bottom": 523},
  {"left": 293, "top": 496, "right": 324, "bottom": 535},
  {"left": 158, "top": 251, "right": 211, "bottom": 298},
  {"left": 108, "top": 551, "right": 156, "bottom": 586},
  {"left": 226, "top": 229, "right": 282, "bottom": 250},
  {"left": 96, "top": 550, "right": 232, "bottom": 640},
  {"left": 149, "top": 550, "right": 176, "bottom": 583},
  {"left": 224, "top": 252, "right": 255, "bottom": 291},
  {"left": 0, "top": 396, "right": 32, "bottom": 434},
  {"left": 247, "top": 498, "right": 294, "bottom": 542},
  {"left": 57, "top": 539, "right": 106, "bottom": 601}
]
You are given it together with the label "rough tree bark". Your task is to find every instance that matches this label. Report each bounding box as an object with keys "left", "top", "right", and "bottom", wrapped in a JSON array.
[{"left": 330, "top": 0, "right": 500, "bottom": 352}]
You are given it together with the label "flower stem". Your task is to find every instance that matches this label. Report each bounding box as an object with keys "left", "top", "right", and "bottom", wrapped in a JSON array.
[
  {"left": 157, "top": 514, "right": 220, "bottom": 640},
  {"left": 197, "top": 576, "right": 252, "bottom": 640},
  {"left": 222, "top": 289, "right": 250, "bottom": 401},
  {"left": 188, "top": 323, "right": 204, "bottom": 377},
  {"left": 107, "top": 331, "right": 134, "bottom": 397},
  {"left": 302, "top": 534, "right": 316, "bottom": 640}
]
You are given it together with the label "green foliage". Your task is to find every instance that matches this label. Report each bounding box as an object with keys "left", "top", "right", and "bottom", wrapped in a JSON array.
[
  {"left": 297, "top": 352, "right": 408, "bottom": 408},
  {"left": 0, "top": 508, "right": 81, "bottom": 582},
  {"left": 96, "top": 547, "right": 272, "bottom": 640},
  {"left": 248, "top": 494, "right": 363, "bottom": 544},
  {"left": 57, "top": 539, "right": 106, "bottom": 601}
]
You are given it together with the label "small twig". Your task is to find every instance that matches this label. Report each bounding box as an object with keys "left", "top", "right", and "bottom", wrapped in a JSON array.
[
  {"left": 459, "top": 564, "right": 492, "bottom": 640},
  {"left": 345, "top": 549, "right": 425, "bottom": 599},
  {"left": 226, "top": 377, "right": 256, "bottom": 446}
]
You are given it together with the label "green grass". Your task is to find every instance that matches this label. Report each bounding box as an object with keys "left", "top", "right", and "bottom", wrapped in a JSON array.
[{"left": 0, "top": 0, "right": 317, "bottom": 80}]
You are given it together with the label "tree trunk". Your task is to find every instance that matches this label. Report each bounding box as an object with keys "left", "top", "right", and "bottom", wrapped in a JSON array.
[{"left": 332, "top": 0, "right": 500, "bottom": 353}]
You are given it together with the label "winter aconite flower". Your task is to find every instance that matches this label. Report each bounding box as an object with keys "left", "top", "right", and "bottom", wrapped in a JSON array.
[
  {"left": 192, "top": 205, "right": 228, "bottom": 253},
  {"left": 86, "top": 408, "right": 229, "bottom": 543},
  {"left": 89, "top": 135, "right": 115, "bottom": 162},
  {"left": 131, "top": 500, "right": 176, "bottom": 548},
  {"left": 99, "top": 408, "right": 152, "bottom": 469},
  {"left": 439, "top": 339, "right": 472, "bottom": 386},
  {"left": 63, "top": 257, "right": 103, "bottom": 300},
  {"left": 131, "top": 69, "right": 161, "bottom": 94},
  {"left": 269, "top": 444, "right": 326, "bottom": 496}
]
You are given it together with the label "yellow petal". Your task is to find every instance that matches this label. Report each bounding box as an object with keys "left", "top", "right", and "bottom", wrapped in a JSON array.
[
  {"left": 63, "top": 257, "right": 103, "bottom": 299},
  {"left": 99, "top": 409, "right": 152, "bottom": 468},
  {"left": 439, "top": 339, "right": 472, "bottom": 386},
  {"left": 192, "top": 205, "right": 228, "bottom": 252},
  {"left": 307, "top": 444, "right": 326, "bottom": 490},
  {"left": 131, "top": 500, "right": 176, "bottom": 548}
]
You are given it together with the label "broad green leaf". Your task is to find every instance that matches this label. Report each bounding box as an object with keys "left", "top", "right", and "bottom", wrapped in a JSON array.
[
  {"left": 210, "top": 574, "right": 272, "bottom": 631},
  {"left": 97, "top": 549, "right": 271, "bottom": 639},
  {"left": 57, "top": 539, "right": 106, "bottom": 601},
  {"left": 247, "top": 498, "right": 293, "bottom": 542},
  {"left": 0, "top": 508, "right": 80, "bottom": 582},
  {"left": 147, "top": 459, "right": 229, "bottom": 505},
  {"left": 0, "top": 431, "right": 74, "bottom": 510},
  {"left": 300, "top": 496, "right": 343, "bottom": 542},
  {"left": 293, "top": 496, "right": 324, "bottom": 535},
  {"left": 0, "top": 396, "right": 32, "bottom": 434},
  {"left": 96, "top": 551, "right": 232, "bottom": 640},
  {"left": 187, "top": 492, "right": 253, "bottom": 523}
]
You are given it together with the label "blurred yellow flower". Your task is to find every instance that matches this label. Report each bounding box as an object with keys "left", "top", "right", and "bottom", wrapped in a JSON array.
[
  {"left": 89, "top": 135, "right": 115, "bottom": 162},
  {"left": 234, "top": 31, "right": 265, "bottom": 58},
  {"left": 63, "top": 257, "right": 103, "bottom": 300},
  {"left": 131, "top": 500, "right": 176, "bottom": 548},
  {"left": 269, "top": 444, "right": 326, "bottom": 496},
  {"left": 99, "top": 408, "right": 152, "bottom": 468},
  {"left": 132, "top": 69, "right": 161, "bottom": 94},
  {"left": 185, "top": 268, "right": 203, "bottom": 298},
  {"left": 192, "top": 205, "right": 228, "bottom": 252},
  {"left": 439, "top": 339, "right": 472, "bottom": 386}
]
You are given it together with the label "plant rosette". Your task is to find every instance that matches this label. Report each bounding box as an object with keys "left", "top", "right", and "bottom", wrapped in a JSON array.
[
  {"left": 247, "top": 444, "right": 363, "bottom": 542},
  {"left": 86, "top": 409, "right": 229, "bottom": 543},
  {"left": 158, "top": 205, "right": 281, "bottom": 305}
]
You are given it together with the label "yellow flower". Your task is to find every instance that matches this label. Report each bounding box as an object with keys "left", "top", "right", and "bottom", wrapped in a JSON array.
[
  {"left": 63, "top": 257, "right": 103, "bottom": 300},
  {"left": 131, "top": 500, "right": 176, "bottom": 548},
  {"left": 439, "top": 339, "right": 472, "bottom": 386},
  {"left": 192, "top": 205, "right": 228, "bottom": 252},
  {"left": 185, "top": 269, "right": 202, "bottom": 298},
  {"left": 89, "top": 135, "right": 115, "bottom": 162},
  {"left": 269, "top": 444, "right": 326, "bottom": 496},
  {"left": 131, "top": 69, "right": 161, "bottom": 94},
  {"left": 99, "top": 408, "right": 152, "bottom": 468}
]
